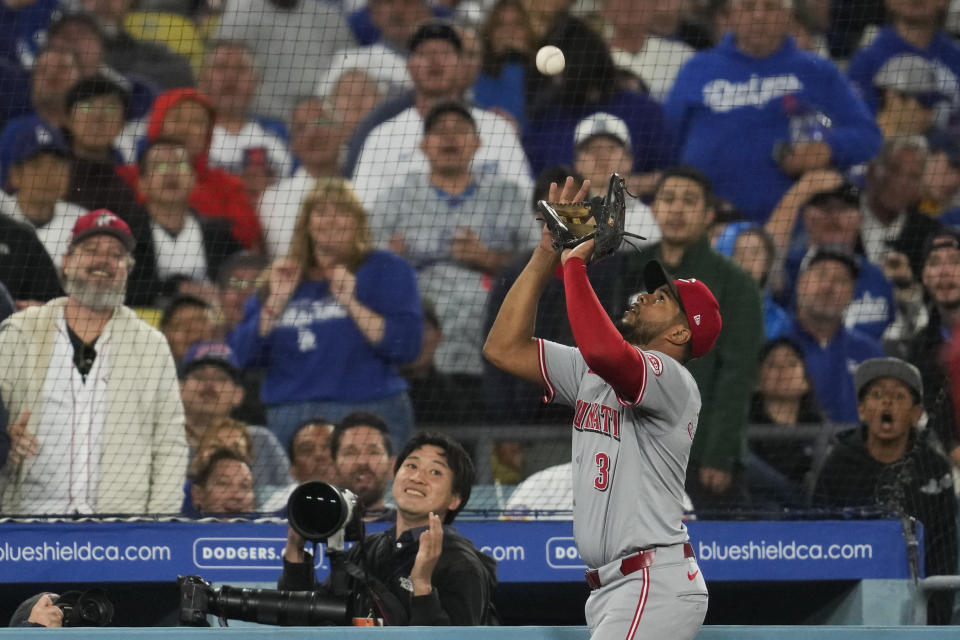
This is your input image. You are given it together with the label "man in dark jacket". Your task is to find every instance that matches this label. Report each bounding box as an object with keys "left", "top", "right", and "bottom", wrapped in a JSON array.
[
  {"left": 815, "top": 357, "right": 957, "bottom": 625},
  {"left": 618, "top": 166, "right": 764, "bottom": 510},
  {"left": 279, "top": 431, "right": 498, "bottom": 625}
]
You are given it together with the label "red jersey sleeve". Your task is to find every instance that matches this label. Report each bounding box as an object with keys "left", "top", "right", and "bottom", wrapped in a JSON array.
[{"left": 562, "top": 257, "right": 647, "bottom": 402}]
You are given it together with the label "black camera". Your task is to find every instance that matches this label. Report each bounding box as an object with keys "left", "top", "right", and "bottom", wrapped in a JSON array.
[
  {"left": 179, "top": 482, "right": 400, "bottom": 627},
  {"left": 56, "top": 589, "right": 114, "bottom": 627}
]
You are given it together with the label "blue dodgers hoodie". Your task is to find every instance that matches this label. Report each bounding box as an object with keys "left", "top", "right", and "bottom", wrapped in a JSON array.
[
  {"left": 847, "top": 25, "right": 960, "bottom": 114},
  {"left": 664, "top": 34, "right": 881, "bottom": 223}
]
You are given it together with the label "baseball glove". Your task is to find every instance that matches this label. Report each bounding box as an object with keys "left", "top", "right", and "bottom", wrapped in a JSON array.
[{"left": 537, "top": 173, "right": 644, "bottom": 263}]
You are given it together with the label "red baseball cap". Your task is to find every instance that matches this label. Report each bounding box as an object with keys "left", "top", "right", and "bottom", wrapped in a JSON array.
[
  {"left": 644, "top": 260, "right": 721, "bottom": 358},
  {"left": 70, "top": 209, "right": 136, "bottom": 252}
]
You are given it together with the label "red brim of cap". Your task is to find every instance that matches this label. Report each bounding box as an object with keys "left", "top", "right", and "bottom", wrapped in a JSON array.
[{"left": 71, "top": 227, "right": 135, "bottom": 253}]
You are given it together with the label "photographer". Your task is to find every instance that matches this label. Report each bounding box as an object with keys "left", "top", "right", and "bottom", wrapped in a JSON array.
[
  {"left": 9, "top": 594, "right": 63, "bottom": 628},
  {"left": 279, "top": 432, "right": 498, "bottom": 625}
]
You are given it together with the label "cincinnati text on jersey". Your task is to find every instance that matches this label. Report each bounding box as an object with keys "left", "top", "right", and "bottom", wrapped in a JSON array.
[{"left": 572, "top": 399, "right": 621, "bottom": 440}]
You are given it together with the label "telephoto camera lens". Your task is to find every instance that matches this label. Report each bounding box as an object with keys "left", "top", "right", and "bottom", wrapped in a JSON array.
[
  {"left": 287, "top": 482, "right": 358, "bottom": 542},
  {"left": 213, "top": 585, "right": 348, "bottom": 626}
]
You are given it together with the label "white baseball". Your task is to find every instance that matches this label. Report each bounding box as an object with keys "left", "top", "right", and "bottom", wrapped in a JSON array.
[{"left": 536, "top": 45, "right": 565, "bottom": 76}]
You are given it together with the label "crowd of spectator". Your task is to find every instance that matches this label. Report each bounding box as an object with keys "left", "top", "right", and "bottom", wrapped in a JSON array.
[{"left": 3, "top": 0, "right": 960, "bottom": 621}]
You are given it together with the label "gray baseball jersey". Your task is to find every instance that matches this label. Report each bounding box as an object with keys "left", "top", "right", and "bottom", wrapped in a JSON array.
[{"left": 538, "top": 338, "right": 700, "bottom": 569}]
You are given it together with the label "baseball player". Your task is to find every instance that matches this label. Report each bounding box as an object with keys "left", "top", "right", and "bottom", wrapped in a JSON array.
[{"left": 484, "top": 177, "right": 720, "bottom": 639}]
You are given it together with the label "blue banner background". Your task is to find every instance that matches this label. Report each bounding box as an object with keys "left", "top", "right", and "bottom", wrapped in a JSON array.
[{"left": 0, "top": 519, "right": 916, "bottom": 584}]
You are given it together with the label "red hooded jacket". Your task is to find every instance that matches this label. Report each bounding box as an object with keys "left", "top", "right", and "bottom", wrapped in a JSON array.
[{"left": 116, "top": 88, "right": 264, "bottom": 250}]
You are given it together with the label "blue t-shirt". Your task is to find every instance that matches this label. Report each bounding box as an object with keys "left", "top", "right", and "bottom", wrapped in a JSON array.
[
  {"left": 475, "top": 62, "right": 527, "bottom": 132},
  {"left": 788, "top": 323, "right": 885, "bottom": 424},
  {"left": 664, "top": 34, "right": 881, "bottom": 222},
  {"left": 228, "top": 250, "right": 423, "bottom": 405},
  {"left": 782, "top": 246, "right": 895, "bottom": 340}
]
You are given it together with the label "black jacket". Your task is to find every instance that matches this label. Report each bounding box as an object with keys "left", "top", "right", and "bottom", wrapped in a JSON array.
[
  {"left": 906, "top": 307, "right": 959, "bottom": 454},
  {"left": 67, "top": 155, "right": 149, "bottom": 224},
  {"left": 814, "top": 426, "right": 958, "bottom": 578},
  {"left": 814, "top": 425, "right": 957, "bottom": 624},
  {"left": 0, "top": 214, "right": 64, "bottom": 302},
  {"left": 126, "top": 210, "right": 242, "bottom": 306},
  {"left": 278, "top": 525, "right": 498, "bottom": 626}
]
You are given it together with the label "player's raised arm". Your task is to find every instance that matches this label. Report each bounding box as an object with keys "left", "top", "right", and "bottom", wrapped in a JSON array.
[
  {"left": 560, "top": 242, "right": 648, "bottom": 401},
  {"left": 483, "top": 177, "right": 590, "bottom": 385}
]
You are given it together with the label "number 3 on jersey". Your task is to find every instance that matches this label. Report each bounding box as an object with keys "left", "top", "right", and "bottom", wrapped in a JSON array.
[{"left": 594, "top": 452, "right": 609, "bottom": 491}]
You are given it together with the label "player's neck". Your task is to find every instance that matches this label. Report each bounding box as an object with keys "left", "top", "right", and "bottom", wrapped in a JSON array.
[{"left": 643, "top": 335, "right": 685, "bottom": 362}]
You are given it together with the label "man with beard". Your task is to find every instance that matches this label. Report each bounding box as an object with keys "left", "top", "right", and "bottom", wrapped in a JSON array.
[
  {"left": 618, "top": 166, "right": 763, "bottom": 510},
  {"left": 0, "top": 209, "right": 188, "bottom": 515},
  {"left": 330, "top": 412, "right": 397, "bottom": 522},
  {"left": 787, "top": 248, "right": 885, "bottom": 424},
  {"left": 484, "top": 176, "right": 716, "bottom": 640}
]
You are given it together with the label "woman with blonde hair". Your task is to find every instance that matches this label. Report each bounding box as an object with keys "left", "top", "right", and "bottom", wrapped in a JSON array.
[{"left": 229, "top": 178, "right": 423, "bottom": 448}]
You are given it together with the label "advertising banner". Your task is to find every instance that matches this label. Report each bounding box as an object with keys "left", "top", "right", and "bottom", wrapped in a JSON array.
[{"left": 0, "top": 519, "right": 915, "bottom": 584}]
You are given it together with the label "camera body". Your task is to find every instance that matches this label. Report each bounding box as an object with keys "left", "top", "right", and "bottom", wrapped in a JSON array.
[{"left": 179, "top": 482, "right": 405, "bottom": 627}]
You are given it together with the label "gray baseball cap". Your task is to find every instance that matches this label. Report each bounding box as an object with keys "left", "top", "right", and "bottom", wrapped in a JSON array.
[
  {"left": 854, "top": 357, "right": 923, "bottom": 401},
  {"left": 873, "top": 54, "right": 948, "bottom": 108}
]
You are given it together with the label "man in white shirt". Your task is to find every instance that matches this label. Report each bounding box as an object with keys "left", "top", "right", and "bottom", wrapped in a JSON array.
[
  {"left": 316, "top": 0, "right": 432, "bottom": 99},
  {"left": 602, "top": 0, "right": 694, "bottom": 101},
  {"left": 199, "top": 40, "right": 293, "bottom": 203},
  {"left": 352, "top": 21, "right": 532, "bottom": 212},
  {"left": 0, "top": 117, "right": 88, "bottom": 267},
  {"left": 0, "top": 208, "right": 188, "bottom": 515},
  {"left": 860, "top": 135, "right": 942, "bottom": 278}
]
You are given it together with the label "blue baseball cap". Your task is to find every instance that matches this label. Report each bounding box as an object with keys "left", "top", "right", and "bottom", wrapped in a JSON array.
[
  {"left": 178, "top": 340, "right": 241, "bottom": 381},
  {"left": 0, "top": 116, "right": 69, "bottom": 192}
]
